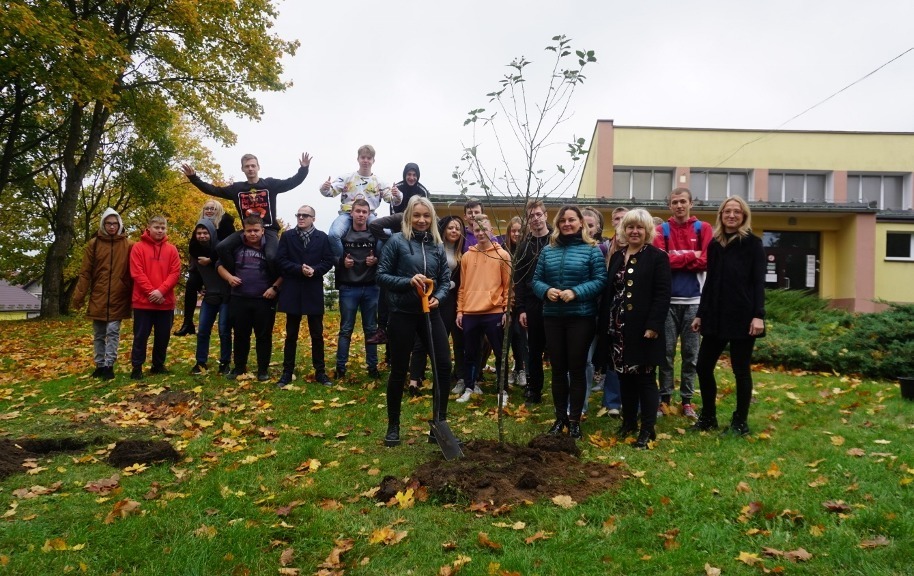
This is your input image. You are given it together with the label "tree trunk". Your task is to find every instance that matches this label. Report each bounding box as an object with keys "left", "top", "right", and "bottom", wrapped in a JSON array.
[{"left": 40, "top": 102, "right": 109, "bottom": 317}]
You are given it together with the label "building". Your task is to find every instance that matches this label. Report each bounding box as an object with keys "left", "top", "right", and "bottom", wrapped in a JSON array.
[
  {"left": 575, "top": 122, "right": 914, "bottom": 312},
  {"left": 0, "top": 281, "right": 41, "bottom": 320}
]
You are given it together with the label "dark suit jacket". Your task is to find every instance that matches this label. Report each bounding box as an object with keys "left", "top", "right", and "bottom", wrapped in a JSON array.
[
  {"left": 598, "top": 244, "right": 671, "bottom": 368},
  {"left": 276, "top": 228, "right": 335, "bottom": 316}
]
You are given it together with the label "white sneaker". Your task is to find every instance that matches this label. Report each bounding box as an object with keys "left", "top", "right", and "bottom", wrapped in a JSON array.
[
  {"left": 508, "top": 371, "right": 516, "bottom": 385},
  {"left": 497, "top": 391, "right": 509, "bottom": 406},
  {"left": 607, "top": 408, "right": 620, "bottom": 417},
  {"left": 471, "top": 385, "right": 483, "bottom": 395},
  {"left": 516, "top": 372, "right": 527, "bottom": 387},
  {"left": 456, "top": 389, "right": 474, "bottom": 403},
  {"left": 451, "top": 380, "right": 466, "bottom": 395}
]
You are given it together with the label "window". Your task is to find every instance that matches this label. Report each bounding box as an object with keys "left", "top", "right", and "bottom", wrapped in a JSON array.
[
  {"left": 768, "top": 172, "right": 827, "bottom": 203},
  {"left": 886, "top": 232, "right": 914, "bottom": 260},
  {"left": 613, "top": 169, "right": 673, "bottom": 200},
  {"left": 848, "top": 174, "right": 905, "bottom": 210},
  {"left": 690, "top": 170, "right": 749, "bottom": 202}
]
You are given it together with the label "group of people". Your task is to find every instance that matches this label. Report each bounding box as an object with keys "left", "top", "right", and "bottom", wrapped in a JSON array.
[{"left": 73, "top": 145, "right": 766, "bottom": 449}]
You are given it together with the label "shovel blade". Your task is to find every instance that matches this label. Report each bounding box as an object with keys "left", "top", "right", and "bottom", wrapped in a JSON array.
[{"left": 429, "top": 419, "right": 464, "bottom": 460}]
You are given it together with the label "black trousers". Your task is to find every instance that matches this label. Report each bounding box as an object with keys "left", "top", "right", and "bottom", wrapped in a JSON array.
[
  {"left": 543, "top": 315, "right": 594, "bottom": 421},
  {"left": 619, "top": 371, "right": 659, "bottom": 431},
  {"left": 230, "top": 296, "right": 276, "bottom": 372},
  {"left": 283, "top": 313, "right": 326, "bottom": 375},
  {"left": 409, "top": 295, "right": 465, "bottom": 382},
  {"left": 181, "top": 268, "right": 203, "bottom": 322},
  {"left": 696, "top": 335, "right": 756, "bottom": 423},
  {"left": 387, "top": 310, "right": 451, "bottom": 424},
  {"left": 525, "top": 303, "right": 547, "bottom": 398},
  {"left": 131, "top": 309, "right": 174, "bottom": 369}
]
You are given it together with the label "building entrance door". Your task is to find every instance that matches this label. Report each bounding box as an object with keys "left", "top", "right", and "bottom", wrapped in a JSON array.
[{"left": 762, "top": 231, "right": 820, "bottom": 292}]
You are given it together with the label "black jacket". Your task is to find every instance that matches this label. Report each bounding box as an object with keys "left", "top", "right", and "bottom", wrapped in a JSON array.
[
  {"left": 599, "top": 244, "right": 671, "bottom": 368},
  {"left": 377, "top": 231, "right": 450, "bottom": 315},
  {"left": 696, "top": 232, "right": 766, "bottom": 340}
]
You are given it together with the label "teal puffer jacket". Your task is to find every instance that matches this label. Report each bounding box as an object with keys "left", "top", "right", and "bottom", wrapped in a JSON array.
[{"left": 532, "top": 233, "right": 607, "bottom": 317}]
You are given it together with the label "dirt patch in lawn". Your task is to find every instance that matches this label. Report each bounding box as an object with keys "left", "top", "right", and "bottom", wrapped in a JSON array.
[
  {"left": 378, "top": 436, "right": 625, "bottom": 507},
  {"left": 0, "top": 437, "right": 181, "bottom": 479},
  {"left": 108, "top": 439, "right": 181, "bottom": 467}
]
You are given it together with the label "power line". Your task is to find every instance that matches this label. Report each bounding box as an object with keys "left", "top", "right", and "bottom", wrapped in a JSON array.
[{"left": 708, "top": 46, "right": 914, "bottom": 170}]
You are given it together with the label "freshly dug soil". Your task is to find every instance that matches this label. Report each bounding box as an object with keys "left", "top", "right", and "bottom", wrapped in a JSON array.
[
  {"left": 108, "top": 440, "right": 181, "bottom": 467},
  {"left": 379, "top": 436, "right": 625, "bottom": 507},
  {"left": 0, "top": 437, "right": 90, "bottom": 480}
]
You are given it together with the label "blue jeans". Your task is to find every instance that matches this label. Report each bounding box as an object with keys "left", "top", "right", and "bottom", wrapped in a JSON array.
[
  {"left": 336, "top": 284, "right": 379, "bottom": 371},
  {"left": 329, "top": 212, "right": 377, "bottom": 259},
  {"left": 196, "top": 299, "right": 231, "bottom": 366},
  {"left": 660, "top": 303, "right": 700, "bottom": 403}
]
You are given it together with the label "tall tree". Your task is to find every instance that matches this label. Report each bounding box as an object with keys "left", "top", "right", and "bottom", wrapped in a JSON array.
[{"left": 0, "top": 1, "right": 298, "bottom": 316}]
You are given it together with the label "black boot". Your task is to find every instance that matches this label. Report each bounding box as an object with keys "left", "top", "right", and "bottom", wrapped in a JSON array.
[
  {"left": 568, "top": 421, "right": 583, "bottom": 440},
  {"left": 277, "top": 370, "right": 293, "bottom": 387},
  {"left": 547, "top": 418, "right": 569, "bottom": 436},
  {"left": 616, "top": 421, "right": 639, "bottom": 438},
  {"left": 101, "top": 366, "right": 115, "bottom": 381},
  {"left": 690, "top": 413, "right": 719, "bottom": 432},
  {"left": 634, "top": 427, "right": 656, "bottom": 449},
  {"left": 722, "top": 418, "right": 751, "bottom": 437},
  {"left": 91, "top": 365, "right": 104, "bottom": 378},
  {"left": 173, "top": 322, "right": 195, "bottom": 336},
  {"left": 384, "top": 422, "right": 400, "bottom": 447}
]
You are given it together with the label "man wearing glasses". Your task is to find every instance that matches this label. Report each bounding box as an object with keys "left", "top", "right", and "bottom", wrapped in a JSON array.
[
  {"left": 276, "top": 206, "right": 335, "bottom": 387},
  {"left": 512, "top": 199, "right": 552, "bottom": 406}
]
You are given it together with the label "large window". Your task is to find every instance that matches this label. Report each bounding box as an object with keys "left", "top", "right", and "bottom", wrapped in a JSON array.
[
  {"left": 613, "top": 169, "right": 673, "bottom": 200},
  {"left": 768, "top": 172, "right": 827, "bottom": 203},
  {"left": 689, "top": 170, "right": 749, "bottom": 202},
  {"left": 848, "top": 174, "right": 905, "bottom": 210},
  {"left": 886, "top": 232, "right": 914, "bottom": 260}
]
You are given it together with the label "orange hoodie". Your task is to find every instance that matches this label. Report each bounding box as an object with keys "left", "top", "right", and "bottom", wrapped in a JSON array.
[{"left": 457, "top": 243, "right": 511, "bottom": 315}]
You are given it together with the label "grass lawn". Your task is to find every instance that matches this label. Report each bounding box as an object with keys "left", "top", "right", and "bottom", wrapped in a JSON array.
[{"left": 1, "top": 313, "right": 913, "bottom": 575}]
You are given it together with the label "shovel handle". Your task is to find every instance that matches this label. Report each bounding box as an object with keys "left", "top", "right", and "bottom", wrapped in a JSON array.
[{"left": 416, "top": 278, "right": 434, "bottom": 313}]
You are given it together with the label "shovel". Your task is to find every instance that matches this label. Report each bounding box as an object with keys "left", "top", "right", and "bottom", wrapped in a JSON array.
[{"left": 417, "top": 278, "right": 464, "bottom": 460}]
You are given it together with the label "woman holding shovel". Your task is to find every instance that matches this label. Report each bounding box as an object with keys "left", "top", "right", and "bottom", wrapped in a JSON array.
[{"left": 377, "top": 196, "right": 453, "bottom": 448}]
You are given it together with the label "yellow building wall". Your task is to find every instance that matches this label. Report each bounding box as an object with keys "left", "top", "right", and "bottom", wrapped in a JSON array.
[
  {"left": 612, "top": 127, "right": 914, "bottom": 172},
  {"left": 875, "top": 222, "right": 914, "bottom": 304},
  {"left": 0, "top": 311, "right": 31, "bottom": 321}
]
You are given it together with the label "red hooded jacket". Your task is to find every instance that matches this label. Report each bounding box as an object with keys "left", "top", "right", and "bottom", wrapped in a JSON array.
[{"left": 130, "top": 229, "right": 181, "bottom": 311}]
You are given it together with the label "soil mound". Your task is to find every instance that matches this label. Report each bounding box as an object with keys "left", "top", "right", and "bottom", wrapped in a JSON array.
[
  {"left": 382, "top": 436, "right": 625, "bottom": 507},
  {"left": 0, "top": 437, "right": 90, "bottom": 480},
  {"left": 108, "top": 440, "right": 181, "bottom": 467}
]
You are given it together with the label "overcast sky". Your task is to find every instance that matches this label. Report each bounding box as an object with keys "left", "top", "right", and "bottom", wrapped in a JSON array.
[{"left": 196, "top": 0, "right": 914, "bottom": 226}]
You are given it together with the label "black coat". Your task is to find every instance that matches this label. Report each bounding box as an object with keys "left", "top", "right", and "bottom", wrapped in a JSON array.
[
  {"left": 696, "top": 232, "right": 766, "bottom": 340},
  {"left": 276, "top": 228, "right": 335, "bottom": 316},
  {"left": 598, "top": 244, "right": 671, "bottom": 368}
]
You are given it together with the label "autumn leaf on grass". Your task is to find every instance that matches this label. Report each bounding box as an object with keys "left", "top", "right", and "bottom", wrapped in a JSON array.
[
  {"left": 737, "top": 501, "right": 763, "bottom": 523},
  {"left": 13, "top": 482, "right": 63, "bottom": 499},
  {"left": 763, "top": 547, "right": 812, "bottom": 562},
  {"left": 193, "top": 524, "right": 217, "bottom": 539},
  {"left": 295, "top": 459, "right": 321, "bottom": 473},
  {"left": 395, "top": 488, "right": 415, "bottom": 509},
  {"left": 551, "top": 494, "right": 576, "bottom": 508},
  {"left": 477, "top": 532, "right": 502, "bottom": 550},
  {"left": 859, "top": 535, "right": 891, "bottom": 548},
  {"left": 766, "top": 462, "right": 783, "bottom": 478},
  {"left": 277, "top": 568, "right": 300, "bottom": 575},
  {"left": 317, "top": 538, "right": 354, "bottom": 571},
  {"left": 602, "top": 516, "right": 618, "bottom": 534},
  {"left": 122, "top": 463, "right": 149, "bottom": 476},
  {"left": 103, "top": 499, "right": 140, "bottom": 524},
  {"left": 808, "top": 475, "right": 829, "bottom": 488},
  {"left": 704, "top": 563, "right": 721, "bottom": 576},
  {"left": 736, "top": 481, "right": 751, "bottom": 493},
  {"left": 369, "top": 525, "right": 408, "bottom": 545},
  {"left": 524, "top": 531, "right": 553, "bottom": 544},
  {"left": 84, "top": 474, "right": 120, "bottom": 494},
  {"left": 438, "top": 555, "right": 472, "bottom": 575},
  {"left": 279, "top": 547, "right": 294, "bottom": 566},
  {"left": 492, "top": 521, "right": 526, "bottom": 530},
  {"left": 736, "top": 551, "right": 762, "bottom": 566},
  {"left": 658, "top": 528, "right": 680, "bottom": 550},
  {"left": 830, "top": 435, "right": 845, "bottom": 447},
  {"left": 822, "top": 500, "right": 852, "bottom": 513}
]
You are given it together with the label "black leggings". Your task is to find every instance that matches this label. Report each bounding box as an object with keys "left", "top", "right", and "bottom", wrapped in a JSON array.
[
  {"left": 181, "top": 268, "right": 203, "bottom": 322},
  {"left": 696, "top": 335, "right": 756, "bottom": 423},
  {"left": 619, "top": 371, "right": 659, "bottom": 431},
  {"left": 543, "top": 315, "right": 594, "bottom": 421},
  {"left": 387, "top": 310, "right": 451, "bottom": 424}
]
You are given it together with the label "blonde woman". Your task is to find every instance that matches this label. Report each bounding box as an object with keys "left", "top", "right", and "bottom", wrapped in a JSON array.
[{"left": 690, "top": 196, "right": 766, "bottom": 436}]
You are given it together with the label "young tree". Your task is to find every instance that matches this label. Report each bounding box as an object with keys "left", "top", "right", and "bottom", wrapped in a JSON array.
[
  {"left": 0, "top": 1, "right": 298, "bottom": 317},
  {"left": 453, "top": 35, "right": 597, "bottom": 441}
]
